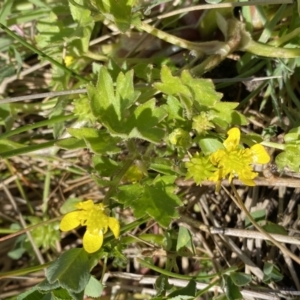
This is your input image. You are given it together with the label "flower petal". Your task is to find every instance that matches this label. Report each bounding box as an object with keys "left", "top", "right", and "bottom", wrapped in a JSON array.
[
  {"left": 224, "top": 128, "right": 240, "bottom": 151},
  {"left": 60, "top": 211, "right": 81, "bottom": 231},
  {"left": 83, "top": 230, "right": 103, "bottom": 253},
  {"left": 250, "top": 144, "right": 270, "bottom": 164},
  {"left": 108, "top": 217, "right": 120, "bottom": 239},
  {"left": 75, "top": 199, "right": 94, "bottom": 211}
]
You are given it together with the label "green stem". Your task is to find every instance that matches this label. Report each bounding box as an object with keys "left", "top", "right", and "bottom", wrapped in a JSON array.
[
  {"left": 43, "top": 166, "right": 52, "bottom": 214},
  {"left": 261, "top": 141, "right": 285, "bottom": 150},
  {"left": 138, "top": 21, "right": 226, "bottom": 55},
  {"left": 0, "top": 114, "right": 76, "bottom": 140},
  {"left": 137, "top": 258, "right": 238, "bottom": 281},
  {"left": 240, "top": 31, "right": 300, "bottom": 58},
  {"left": 270, "top": 27, "right": 300, "bottom": 47},
  {"left": 0, "top": 23, "right": 89, "bottom": 83},
  {"left": 0, "top": 262, "right": 51, "bottom": 279}
]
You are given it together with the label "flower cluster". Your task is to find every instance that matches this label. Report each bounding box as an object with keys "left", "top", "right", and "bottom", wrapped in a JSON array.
[
  {"left": 60, "top": 200, "right": 120, "bottom": 253},
  {"left": 186, "top": 128, "right": 270, "bottom": 191}
]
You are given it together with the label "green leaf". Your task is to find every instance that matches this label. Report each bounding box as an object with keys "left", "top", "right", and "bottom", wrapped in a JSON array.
[
  {"left": 149, "top": 158, "right": 178, "bottom": 175},
  {"left": 262, "top": 222, "right": 287, "bottom": 235},
  {"left": 263, "top": 262, "right": 283, "bottom": 283},
  {"left": 52, "top": 288, "right": 73, "bottom": 299},
  {"left": 0, "top": 65, "right": 15, "bottom": 84},
  {"left": 181, "top": 70, "right": 222, "bottom": 107},
  {"left": 230, "top": 272, "right": 252, "bottom": 286},
  {"left": 17, "top": 287, "right": 46, "bottom": 300},
  {"left": 69, "top": 290, "right": 85, "bottom": 300},
  {"left": 244, "top": 209, "right": 266, "bottom": 228},
  {"left": 84, "top": 276, "right": 103, "bottom": 298},
  {"left": 128, "top": 99, "right": 167, "bottom": 143},
  {"left": 38, "top": 278, "right": 60, "bottom": 291},
  {"left": 0, "top": 139, "right": 25, "bottom": 153},
  {"left": 88, "top": 66, "right": 116, "bottom": 121},
  {"left": 93, "top": 155, "right": 119, "bottom": 177},
  {"left": 59, "top": 198, "right": 82, "bottom": 214},
  {"left": 275, "top": 144, "right": 300, "bottom": 172},
  {"left": 154, "top": 66, "right": 191, "bottom": 97},
  {"left": 155, "top": 274, "right": 173, "bottom": 296},
  {"left": 199, "top": 138, "right": 224, "bottom": 155},
  {"left": 284, "top": 126, "right": 300, "bottom": 143},
  {"left": 85, "top": 135, "right": 121, "bottom": 154},
  {"left": 133, "top": 63, "right": 160, "bottom": 82},
  {"left": 116, "top": 70, "right": 139, "bottom": 111},
  {"left": 168, "top": 279, "right": 196, "bottom": 298},
  {"left": 88, "top": 67, "right": 166, "bottom": 142},
  {"left": 223, "top": 275, "right": 242, "bottom": 300},
  {"left": 67, "top": 128, "right": 121, "bottom": 154},
  {"left": 93, "top": 0, "right": 135, "bottom": 32},
  {"left": 8, "top": 247, "right": 26, "bottom": 260},
  {"left": 67, "top": 128, "right": 99, "bottom": 139},
  {"left": 165, "top": 95, "right": 185, "bottom": 121},
  {"left": 176, "top": 226, "right": 193, "bottom": 252},
  {"left": 46, "top": 248, "right": 90, "bottom": 293},
  {"left": 117, "top": 176, "right": 182, "bottom": 227},
  {"left": 55, "top": 137, "right": 86, "bottom": 150},
  {"left": 0, "top": 0, "right": 14, "bottom": 25},
  {"left": 211, "top": 102, "right": 245, "bottom": 127}
]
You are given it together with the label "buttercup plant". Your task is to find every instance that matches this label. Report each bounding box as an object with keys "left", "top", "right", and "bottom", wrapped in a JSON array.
[
  {"left": 3, "top": 0, "right": 300, "bottom": 298},
  {"left": 59, "top": 200, "right": 120, "bottom": 253}
]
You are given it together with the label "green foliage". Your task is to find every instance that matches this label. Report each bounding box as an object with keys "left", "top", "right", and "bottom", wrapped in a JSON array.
[
  {"left": 88, "top": 66, "right": 167, "bottom": 143},
  {"left": 223, "top": 275, "right": 243, "bottom": 300},
  {"left": 84, "top": 276, "right": 103, "bottom": 298},
  {"left": 92, "top": 0, "right": 137, "bottom": 32},
  {"left": 167, "top": 280, "right": 196, "bottom": 299},
  {"left": 46, "top": 248, "right": 90, "bottom": 293},
  {"left": 8, "top": 218, "right": 60, "bottom": 260},
  {"left": 275, "top": 126, "right": 300, "bottom": 172},
  {"left": 263, "top": 262, "right": 284, "bottom": 283},
  {"left": 117, "top": 175, "right": 181, "bottom": 227},
  {"left": 2, "top": 0, "right": 298, "bottom": 298}
]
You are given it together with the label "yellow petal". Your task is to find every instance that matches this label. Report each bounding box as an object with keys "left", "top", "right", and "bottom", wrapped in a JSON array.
[
  {"left": 250, "top": 144, "right": 270, "bottom": 164},
  {"left": 75, "top": 200, "right": 94, "bottom": 211},
  {"left": 224, "top": 128, "right": 240, "bottom": 151},
  {"left": 83, "top": 230, "right": 103, "bottom": 253},
  {"left": 60, "top": 211, "right": 81, "bottom": 231},
  {"left": 108, "top": 217, "right": 120, "bottom": 239},
  {"left": 239, "top": 169, "right": 257, "bottom": 186}
]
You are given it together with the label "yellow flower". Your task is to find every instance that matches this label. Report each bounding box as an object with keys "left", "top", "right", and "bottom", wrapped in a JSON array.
[
  {"left": 60, "top": 200, "right": 120, "bottom": 253},
  {"left": 209, "top": 128, "right": 270, "bottom": 190}
]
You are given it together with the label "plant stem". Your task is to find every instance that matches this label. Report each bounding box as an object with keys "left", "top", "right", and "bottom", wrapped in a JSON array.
[
  {"left": 0, "top": 262, "right": 51, "bottom": 279},
  {"left": 240, "top": 30, "right": 300, "bottom": 58},
  {"left": 0, "top": 140, "right": 58, "bottom": 159},
  {"left": 137, "top": 258, "right": 238, "bottom": 281},
  {"left": 138, "top": 21, "right": 226, "bottom": 56}
]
